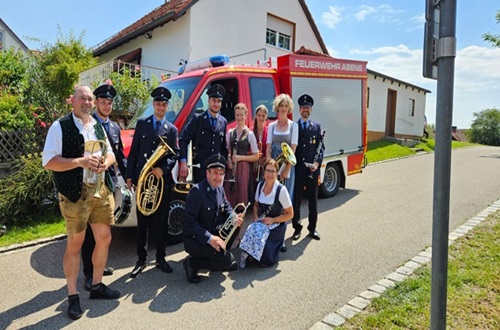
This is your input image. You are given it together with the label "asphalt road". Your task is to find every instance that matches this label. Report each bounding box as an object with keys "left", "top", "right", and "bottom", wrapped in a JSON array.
[{"left": 1, "top": 146, "right": 499, "bottom": 329}]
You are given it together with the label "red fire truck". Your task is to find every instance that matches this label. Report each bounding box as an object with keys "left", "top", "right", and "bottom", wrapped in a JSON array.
[{"left": 114, "top": 50, "right": 367, "bottom": 243}]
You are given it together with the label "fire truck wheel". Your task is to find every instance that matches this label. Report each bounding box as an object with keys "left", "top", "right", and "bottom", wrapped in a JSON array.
[
  {"left": 166, "top": 199, "right": 185, "bottom": 245},
  {"left": 319, "top": 163, "right": 342, "bottom": 198}
]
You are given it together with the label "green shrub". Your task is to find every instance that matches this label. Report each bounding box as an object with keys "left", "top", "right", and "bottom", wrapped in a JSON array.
[
  {"left": 0, "top": 90, "right": 35, "bottom": 130},
  {"left": 0, "top": 154, "right": 59, "bottom": 226}
]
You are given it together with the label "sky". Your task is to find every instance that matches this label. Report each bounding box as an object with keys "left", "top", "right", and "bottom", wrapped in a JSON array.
[{"left": 2, "top": 0, "right": 500, "bottom": 128}]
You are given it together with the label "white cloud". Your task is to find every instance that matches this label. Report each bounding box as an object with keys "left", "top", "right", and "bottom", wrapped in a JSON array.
[
  {"left": 346, "top": 44, "right": 500, "bottom": 127},
  {"left": 355, "top": 5, "right": 375, "bottom": 22},
  {"left": 407, "top": 14, "right": 425, "bottom": 32},
  {"left": 351, "top": 4, "right": 403, "bottom": 24},
  {"left": 326, "top": 46, "right": 340, "bottom": 57},
  {"left": 321, "top": 6, "right": 343, "bottom": 29}
]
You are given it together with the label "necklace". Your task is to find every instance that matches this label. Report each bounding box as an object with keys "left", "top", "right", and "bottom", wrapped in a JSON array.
[{"left": 277, "top": 120, "right": 288, "bottom": 128}]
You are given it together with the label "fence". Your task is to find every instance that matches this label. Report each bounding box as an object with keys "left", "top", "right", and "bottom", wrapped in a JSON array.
[
  {"left": 0, "top": 127, "right": 48, "bottom": 162},
  {"left": 78, "top": 60, "right": 177, "bottom": 87}
]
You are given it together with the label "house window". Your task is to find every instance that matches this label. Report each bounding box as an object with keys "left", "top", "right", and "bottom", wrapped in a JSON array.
[
  {"left": 266, "top": 29, "right": 276, "bottom": 46},
  {"left": 266, "top": 14, "right": 294, "bottom": 51},
  {"left": 0, "top": 31, "right": 4, "bottom": 50},
  {"left": 278, "top": 33, "right": 290, "bottom": 50},
  {"left": 408, "top": 98, "right": 415, "bottom": 117}
]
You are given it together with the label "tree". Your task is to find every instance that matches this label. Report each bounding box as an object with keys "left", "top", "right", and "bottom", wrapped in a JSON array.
[
  {"left": 0, "top": 47, "right": 29, "bottom": 94},
  {"left": 467, "top": 108, "right": 500, "bottom": 146},
  {"left": 483, "top": 10, "right": 500, "bottom": 47},
  {"left": 25, "top": 28, "right": 97, "bottom": 125}
]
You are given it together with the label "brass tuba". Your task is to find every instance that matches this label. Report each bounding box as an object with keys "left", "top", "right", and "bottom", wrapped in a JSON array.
[
  {"left": 275, "top": 142, "right": 296, "bottom": 168},
  {"left": 136, "top": 135, "right": 176, "bottom": 216},
  {"left": 84, "top": 140, "right": 108, "bottom": 198},
  {"left": 218, "top": 202, "right": 251, "bottom": 251}
]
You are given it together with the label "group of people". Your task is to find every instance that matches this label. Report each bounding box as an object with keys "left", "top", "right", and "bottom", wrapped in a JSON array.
[{"left": 42, "top": 82, "right": 325, "bottom": 320}]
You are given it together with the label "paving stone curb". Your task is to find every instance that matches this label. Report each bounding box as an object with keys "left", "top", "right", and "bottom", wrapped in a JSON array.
[{"left": 311, "top": 198, "right": 500, "bottom": 329}]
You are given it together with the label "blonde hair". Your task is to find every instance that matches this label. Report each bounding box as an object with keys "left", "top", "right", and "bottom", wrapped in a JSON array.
[
  {"left": 272, "top": 93, "right": 294, "bottom": 114},
  {"left": 234, "top": 102, "right": 248, "bottom": 115}
]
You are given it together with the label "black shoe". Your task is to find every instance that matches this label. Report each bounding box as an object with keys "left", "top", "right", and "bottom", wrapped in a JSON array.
[
  {"left": 183, "top": 258, "right": 201, "bottom": 283},
  {"left": 130, "top": 260, "right": 146, "bottom": 278},
  {"left": 227, "top": 261, "right": 238, "bottom": 271},
  {"left": 67, "top": 294, "right": 82, "bottom": 320},
  {"left": 83, "top": 275, "right": 92, "bottom": 292},
  {"left": 103, "top": 267, "right": 114, "bottom": 276},
  {"left": 292, "top": 229, "right": 302, "bottom": 240},
  {"left": 89, "top": 283, "right": 120, "bottom": 300},
  {"left": 156, "top": 259, "right": 173, "bottom": 273},
  {"left": 280, "top": 245, "right": 287, "bottom": 253},
  {"left": 309, "top": 230, "right": 321, "bottom": 240}
]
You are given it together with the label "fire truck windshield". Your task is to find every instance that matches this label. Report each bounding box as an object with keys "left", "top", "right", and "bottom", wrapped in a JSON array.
[{"left": 127, "top": 76, "right": 202, "bottom": 128}]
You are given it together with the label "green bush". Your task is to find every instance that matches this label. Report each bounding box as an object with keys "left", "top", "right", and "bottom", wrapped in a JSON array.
[
  {"left": 0, "top": 154, "right": 59, "bottom": 226},
  {"left": 467, "top": 108, "right": 500, "bottom": 146},
  {"left": 0, "top": 90, "right": 35, "bottom": 130}
]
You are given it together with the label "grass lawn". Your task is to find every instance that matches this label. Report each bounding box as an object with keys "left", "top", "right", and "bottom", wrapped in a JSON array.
[
  {"left": 0, "top": 213, "right": 65, "bottom": 248},
  {"left": 339, "top": 210, "right": 500, "bottom": 329}
]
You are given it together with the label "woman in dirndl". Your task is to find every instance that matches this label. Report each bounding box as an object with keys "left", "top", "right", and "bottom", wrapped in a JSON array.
[
  {"left": 265, "top": 94, "right": 298, "bottom": 252},
  {"left": 239, "top": 159, "right": 293, "bottom": 267},
  {"left": 224, "top": 103, "right": 259, "bottom": 206}
]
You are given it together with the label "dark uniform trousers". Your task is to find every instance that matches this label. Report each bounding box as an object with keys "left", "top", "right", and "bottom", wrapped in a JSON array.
[
  {"left": 292, "top": 120, "right": 323, "bottom": 233},
  {"left": 292, "top": 172, "right": 319, "bottom": 232},
  {"left": 183, "top": 180, "right": 234, "bottom": 271},
  {"left": 136, "top": 188, "right": 170, "bottom": 262}
]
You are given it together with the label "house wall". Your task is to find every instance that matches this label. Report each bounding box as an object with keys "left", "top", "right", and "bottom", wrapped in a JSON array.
[
  {"left": 0, "top": 20, "right": 28, "bottom": 52},
  {"left": 97, "top": 0, "right": 323, "bottom": 70},
  {"left": 188, "top": 0, "right": 323, "bottom": 64},
  {"left": 367, "top": 73, "right": 427, "bottom": 142},
  {"left": 97, "top": 11, "right": 193, "bottom": 75}
]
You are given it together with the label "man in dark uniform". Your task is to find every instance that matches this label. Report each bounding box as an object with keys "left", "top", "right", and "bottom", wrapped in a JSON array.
[
  {"left": 80, "top": 83, "right": 127, "bottom": 291},
  {"left": 178, "top": 84, "right": 228, "bottom": 183},
  {"left": 182, "top": 153, "right": 243, "bottom": 283},
  {"left": 292, "top": 94, "right": 325, "bottom": 241},
  {"left": 125, "top": 86, "right": 180, "bottom": 278}
]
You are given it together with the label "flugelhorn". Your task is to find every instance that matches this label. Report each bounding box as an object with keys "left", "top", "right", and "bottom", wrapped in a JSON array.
[
  {"left": 136, "top": 135, "right": 176, "bottom": 216},
  {"left": 84, "top": 140, "right": 107, "bottom": 198},
  {"left": 275, "top": 142, "right": 296, "bottom": 168},
  {"left": 218, "top": 202, "right": 251, "bottom": 251}
]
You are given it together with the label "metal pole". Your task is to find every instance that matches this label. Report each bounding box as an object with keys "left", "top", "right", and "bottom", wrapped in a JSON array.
[{"left": 430, "top": 0, "right": 457, "bottom": 329}]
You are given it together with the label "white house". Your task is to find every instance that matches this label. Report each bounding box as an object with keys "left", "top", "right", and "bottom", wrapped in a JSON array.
[
  {"left": 367, "top": 70, "right": 430, "bottom": 142},
  {"left": 0, "top": 18, "right": 29, "bottom": 53},
  {"left": 88, "top": 0, "right": 429, "bottom": 141}
]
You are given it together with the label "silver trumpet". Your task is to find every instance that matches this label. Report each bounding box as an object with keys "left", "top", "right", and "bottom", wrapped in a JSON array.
[{"left": 218, "top": 202, "right": 251, "bottom": 251}]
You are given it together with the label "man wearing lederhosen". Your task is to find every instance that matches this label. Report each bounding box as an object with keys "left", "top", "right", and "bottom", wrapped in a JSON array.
[{"left": 43, "top": 85, "right": 120, "bottom": 321}]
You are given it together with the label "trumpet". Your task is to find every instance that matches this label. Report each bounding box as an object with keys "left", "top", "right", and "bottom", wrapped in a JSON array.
[
  {"left": 84, "top": 140, "right": 107, "bottom": 198},
  {"left": 136, "top": 135, "right": 176, "bottom": 216},
  {"left": 218, "top": 202, "right": 251, "bottom": 251}
]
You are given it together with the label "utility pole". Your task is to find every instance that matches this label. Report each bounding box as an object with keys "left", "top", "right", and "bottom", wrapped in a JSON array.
[{"left": 423, "top": 0, "right": 457, "bottom": 329}]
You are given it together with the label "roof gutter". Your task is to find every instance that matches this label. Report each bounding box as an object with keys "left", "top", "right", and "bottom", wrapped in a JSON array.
[
  {"left": 93, "top": 0, "right": 199, "bottom": 57},
  {"left": 93, "top": 12, "right": 175, "bottom": 56}
]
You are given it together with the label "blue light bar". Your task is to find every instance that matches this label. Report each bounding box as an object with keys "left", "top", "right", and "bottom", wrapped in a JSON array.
[{"left": 178, "top": 55, "right": 230, "bottom": 75}]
